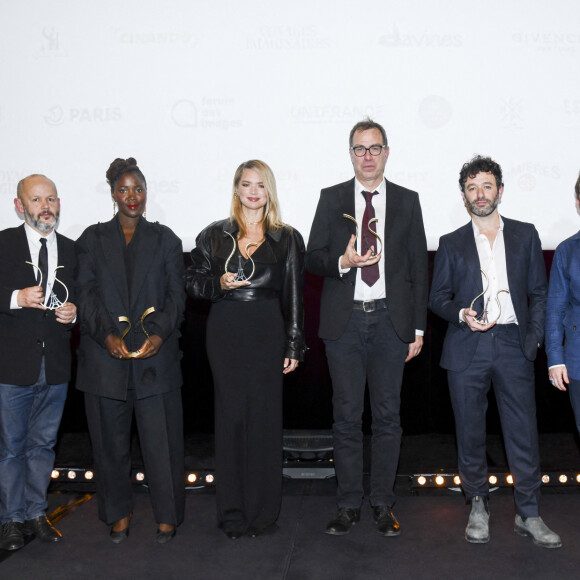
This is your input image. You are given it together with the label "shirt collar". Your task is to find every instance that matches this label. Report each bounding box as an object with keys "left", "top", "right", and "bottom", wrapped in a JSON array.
[
  {"left": 23, "top": 222, "right": 57, "bottom": 247},
  {"left": 354, "top": 177, "right": 386, "bottom": 198},
  {"left": 471, "top": 214, "right": 504, "bottom": 237}
]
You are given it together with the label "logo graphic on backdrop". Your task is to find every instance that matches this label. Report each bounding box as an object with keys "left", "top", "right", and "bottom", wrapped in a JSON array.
[
  {"left": 512, "top": 32, "right": 580, "bottom": 53},
  {"left": 43, "top": 106, "right": 122, "bottom": 126},
  {"left": 36, "top": 27, "right": 67, "bottom": 57},
  {"left": 171, "top": 99, "right": 241, "bottom": 130},
  {"left": 378, "top": 26, "right": 463, "bottom": 48},
  {"left": 509, "top": 163, "right": 561, "bottom": 193},
  {"left": 500, "top": 98, "right": 525, "bottom": 130},
  {"left": 0, "top": 170, "right": 32, "bottom": 196},
  {"left": 418, "top": 96, "right": 453, "bottom": 129},
  {"left": 291, "top": 104, "right": 385, "bottom": 124},
  {"left": 246, "top": 26, "right": 330, "bottom": 50}
]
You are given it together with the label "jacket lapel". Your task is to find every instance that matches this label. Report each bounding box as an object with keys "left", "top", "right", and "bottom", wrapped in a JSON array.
[{"left": 129, "top": 219, "right": 158, "bottom": 304}]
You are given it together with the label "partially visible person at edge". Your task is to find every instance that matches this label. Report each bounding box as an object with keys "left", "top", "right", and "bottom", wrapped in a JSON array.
[
  {"left": 75, "top": 158, "right": 186, "bottom": 544},
  {"left": 429, "top": 155, "right": 561, "bottom": 549},
  {"left": 547, "top": 172, "right": 580, "bottom": 434},
  {"left": 0, "top": 175, "right": 77, "bottom": 551},
  {"left": 185, "top": 159, "right": 305, "bottom": 539}
]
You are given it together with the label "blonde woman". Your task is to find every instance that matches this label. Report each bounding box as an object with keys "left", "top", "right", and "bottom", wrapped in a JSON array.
[{"left": 186, "top": 160, "right": 305, "bottom": 539}]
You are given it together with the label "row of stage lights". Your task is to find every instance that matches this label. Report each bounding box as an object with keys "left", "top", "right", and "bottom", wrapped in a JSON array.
[
  {"left": 50, "top": 468, "right": 216, "bottom": 487},
  {"left": 413, "top": 472, "right": 580, "bottom": 488}
]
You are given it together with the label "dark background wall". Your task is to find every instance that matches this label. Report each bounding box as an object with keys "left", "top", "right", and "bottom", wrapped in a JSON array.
[{"left": 60, "top": 250, "right": 578, "bottom": 437}]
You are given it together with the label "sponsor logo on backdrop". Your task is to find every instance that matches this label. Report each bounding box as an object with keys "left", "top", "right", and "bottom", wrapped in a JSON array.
[
  {"left": 0, "top": 169, "right": 34, "bottom": 196},
  {"left": 43, "top": 106, "right": 122, "bottom": 126},
  {"left": 500, "top": 98, "right": 525, "bottom": 129},
  {"left": 35, "top": 27, "right": 68, "bottom": 58},
  {"left": 512, "top": 32, "right": 580, "bottom": 53},
  {"left": 508, "top": 163, "right": 561, "bottom": 192},
  {"left": 247, "top": 26, "right": 330, "bottom": 49},
  {"left": 378, "top": 26, "right": 462, "bottom": 48},
  {"left": 171, "top": 98, "right": 242, "bottom": 130},
  {"left": 290, "top": 104, "right": 385, "bottom": 124},
  {"left": 418, "top": 96, "right": 453, "bottom": 129}
]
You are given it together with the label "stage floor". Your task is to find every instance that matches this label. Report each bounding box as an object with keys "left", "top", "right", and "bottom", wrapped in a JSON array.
[{"left": 1, "top": 487, "right": 580, "bottom": 579}]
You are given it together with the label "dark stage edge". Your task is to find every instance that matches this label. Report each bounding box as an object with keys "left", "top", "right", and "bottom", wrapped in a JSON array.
[{"left": 2, "top": 489, "right": 580, "bottom": 579}]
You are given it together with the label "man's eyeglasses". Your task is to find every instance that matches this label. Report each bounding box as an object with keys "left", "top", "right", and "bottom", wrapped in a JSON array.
[{"left": 350, "top": 145, "right": 386, "bottom": 157}]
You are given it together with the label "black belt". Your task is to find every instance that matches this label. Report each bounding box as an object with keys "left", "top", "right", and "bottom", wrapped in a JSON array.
[
  {"left": 225, "top": 288, "right": 279, "bottom": 301},
  {"left": 353, "top": 299, "right": 388, "bottom": 312}
]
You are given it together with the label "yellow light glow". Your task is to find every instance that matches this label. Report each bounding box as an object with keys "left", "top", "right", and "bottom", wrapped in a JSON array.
[
  {"left": 541, "top": 475, "right": 550, "bottom": 484},
  {"left": 576, "top": 474, "right": 580, "bottom": 483},
  {"left": 205, "top": 474, "right": 214, "bottom": 483},
  {"left": 434, "top": 475, "right": 445, "bottom": 486},
  {"left": 67, "top": 470, "right": 77, "bottom": 480},
  {"left": 417, "top": 476, "right": 427, "bottom": 486},
  {"left": 51, "top": 470, "right": 60, "bottom": 479},
  {"left": 453, "top": 475, "right": 461, "bottom": 486},
  {"left": 559, "top": 474, "right": 568, "bottom": 484},
  {"left": 488, "top": 475, "right": 497, "bottom": 485},
  {"left": 84, "top": 471, "right": 94, "bottom": 480},
  {"left": 136, "top": 472, "right": 145, "bottom": 481},
  {"left": 187, "top": 473, "right": 197, "bottom": 483},
  {"left": 506, "top": 475, "right": 514, "bottom": 485}
]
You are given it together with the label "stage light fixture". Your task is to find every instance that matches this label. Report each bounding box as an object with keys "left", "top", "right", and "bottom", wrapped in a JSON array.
[
  {"left": 576, "top": 474, "right": 580, "bottom": 483},
  {"left": 84, "top": 471, "right": 94, "bottom": 480},
  {"left": 205, "top": 474, "right": 214, "bottom": 483},
  {"left": 136, "top": 472, "right": 145, "bottom": 482},
  {"left": 488, "top": 475, "right": 497, "bottom": 485},
  {"left": 51, "top": 470, "right": 60, "bottom": 479},
  {"left": 542, "top": 475, "right": 550, "bottom": 484},
  {"left": 417, "top": 476, "right": 427, "bottom": 486},
  {"left": 434, "top": 475, "right": 445, "bottom": 486},
  {"left": 506, "top": 475, "right": 514, "bottom": 485},
  {"left": 558, "top": 474, "right": 568, "bottom": 483},
  {"left": 67, "top": 470, "right": 76, "bottom": 480},
  {"left": 187, "top": 473, "right": 197, "bottom": 483},
  {"left": 453, "top": 475, "right": 461, "bottom": 486}
]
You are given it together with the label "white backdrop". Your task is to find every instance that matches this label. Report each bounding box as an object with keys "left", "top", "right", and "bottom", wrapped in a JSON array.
[{"left": 1, "top": 0, "right": 578, "bottom": 250}]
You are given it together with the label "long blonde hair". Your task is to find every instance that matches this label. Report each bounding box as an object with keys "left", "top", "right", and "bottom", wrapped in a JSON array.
[{"left": 230, "top": 160, "right": 284, "bottom": 239}]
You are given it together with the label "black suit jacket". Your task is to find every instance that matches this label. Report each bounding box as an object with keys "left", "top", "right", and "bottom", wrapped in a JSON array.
[
  {"left": 305, "top": 178, "right": 428, "bottom": 342},
  {"left": 75, "top": 217, "right": 185, "bottom": 400},
  {"left": 0, "top": 225, "right": 76, "bottom": 386},
  {"left": 429, "top": 217, "right": 547, "bottom": 372}
]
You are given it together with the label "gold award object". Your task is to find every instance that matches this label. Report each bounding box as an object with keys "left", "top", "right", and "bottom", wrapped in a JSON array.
[
  {"left": 118, "top": 307, "right": 156, "bottom": 358},
  {"left": 469, "top": 270, "right": 509, "bottom": 325},
  {"left": 343, "top": 214, "right": 382, "bottom": 257},
  {"left": 224, "top": 230, "right": 257, "bottom": 282}
]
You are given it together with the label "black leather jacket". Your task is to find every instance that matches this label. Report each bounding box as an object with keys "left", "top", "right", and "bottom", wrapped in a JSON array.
[{"left": 186, "top": 219, "right": 306, "bottom": 360}]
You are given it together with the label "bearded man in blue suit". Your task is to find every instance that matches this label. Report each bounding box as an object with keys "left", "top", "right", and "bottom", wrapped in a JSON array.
[{"left": 429, "top": 155, "right": 561, "bottom": 548}]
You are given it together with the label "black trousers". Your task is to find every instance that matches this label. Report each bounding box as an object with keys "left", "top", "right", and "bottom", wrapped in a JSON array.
[
  {"left": 447, "top": 324, "right": 541, "bottom": 517},
  {"left": 84, "top": 389, "right": 185, "bottom": 526},
  {"left": 324, "top": 307, "right": 408, "bottom": 509},
  {"left": 207, "top": 298, "right": 285, "bottom": 533}
]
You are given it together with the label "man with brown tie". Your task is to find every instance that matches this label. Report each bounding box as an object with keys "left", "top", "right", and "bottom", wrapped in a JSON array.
[{"left": 306, "top": 118, "right": 428, "bottom": 536}]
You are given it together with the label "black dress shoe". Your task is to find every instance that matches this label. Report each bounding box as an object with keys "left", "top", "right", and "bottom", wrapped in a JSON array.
[
  {"left": 1, "top": 521, "right": 25, "bottom": 551},
  {"left": 110, "top": 527, "right": 130, "bottom": 544},
  {"left": 25, "top": 515, "right": 62, "bottom": 543},
  {"left": 156, "top": 527, "right": 176, "bottom": 544},
  {"left": 325, "top": 508, "right": 361, "bottom": 535},
  {"left": 373, "top": 506, "right": 400, "bottom": 536}
]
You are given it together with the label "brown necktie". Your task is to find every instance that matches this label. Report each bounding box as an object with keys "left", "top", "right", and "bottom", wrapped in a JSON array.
[{"left": 361, "top": 191, "right": 379, "bottom": 287}]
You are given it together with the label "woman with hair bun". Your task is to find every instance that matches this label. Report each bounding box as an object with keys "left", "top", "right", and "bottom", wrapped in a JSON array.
[
  {"left": 186, "top": 159, "right": 305, "bottom": 539},
  {"left": 76, "top": 158, "right": 186, "bottom": 544}
]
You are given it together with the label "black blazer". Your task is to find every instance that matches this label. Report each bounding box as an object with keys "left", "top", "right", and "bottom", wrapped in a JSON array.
[
  {"left": 305, "top": 178, "right": 428, "bottom": 342},
  {"left": 0, "top": 225, "right": 76, "bottom": 386},
  {"left": 185, "top": 219, "right": 306, "bottom": 361},
  {"left": 75, "top": 217, "right": 185, "bottom": 399},
  {"left": 429, "top": 217, "right": 547, "bottom": 372}
]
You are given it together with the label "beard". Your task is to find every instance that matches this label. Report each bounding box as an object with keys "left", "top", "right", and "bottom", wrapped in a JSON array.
[
  {"left": 23, "top": 206, "right": 60, "bottom": 234},
  {"left": 465, "top": 193, "right": 500, "bottom": 217}
]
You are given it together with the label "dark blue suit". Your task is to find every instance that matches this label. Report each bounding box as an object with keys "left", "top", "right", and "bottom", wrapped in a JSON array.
[
  {"left": 546, "top": 230, "right": 580, "bottom": 432},
  {"left": 429, "top": 217, "right": 547, "bottom": 517}
]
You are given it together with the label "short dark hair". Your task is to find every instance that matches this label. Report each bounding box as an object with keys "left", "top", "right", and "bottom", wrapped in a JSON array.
[
  {"left": 575, "top": 171, "right": 580, "bottom": 201},
  {"left": 106, "top": 157, "right": 147, "bottom": 192},
  {"left": 459, "top": 155, "right": 503, "bottom": 193},
  {"left": 349, "top": 117, "right": 388, "bottom": 148}
]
